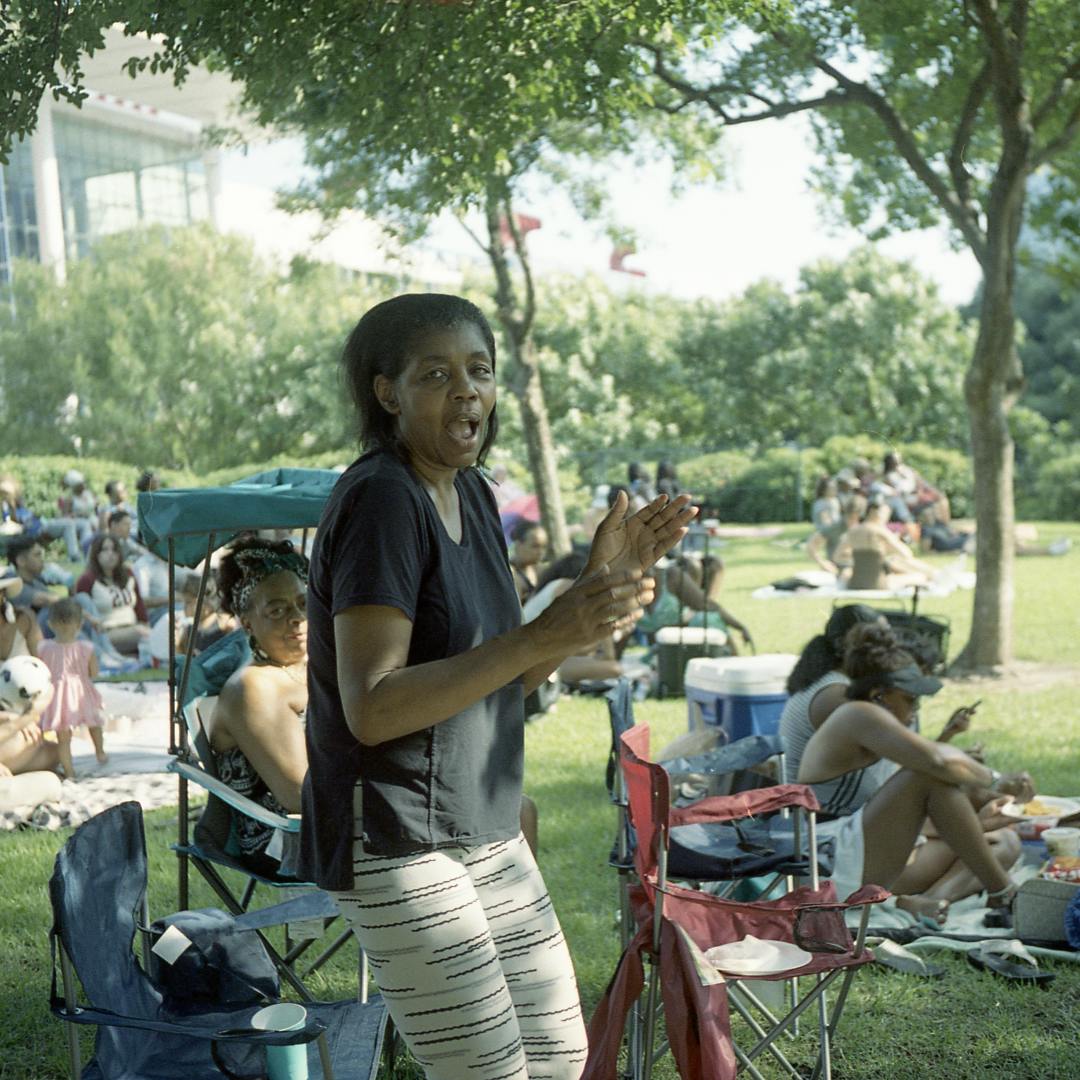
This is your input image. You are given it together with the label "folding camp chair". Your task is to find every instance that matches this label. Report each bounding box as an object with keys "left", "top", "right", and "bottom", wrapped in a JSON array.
[
  {"left": 583, "top": 723, "right": 888, "bottom": 1080},
  {"left": 605, "top": 680, "right": 833, "bottom": 949},
  {"left": 136, "top": 470, "right": 367, "bottom": 1001},
  {"left": 170, "top": 693, "right": 363, "bottom": 1001},
  {"left": 48, "top": 802, "right": 388, "bottom": 1080}
]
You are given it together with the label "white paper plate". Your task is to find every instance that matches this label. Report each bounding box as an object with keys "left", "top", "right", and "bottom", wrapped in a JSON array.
[
  {"left": 705, "top": 936, "right": 813, "bottom": 976},
  {"left": 1000, "top": 795, "right": 1080, "bottom": 821}
]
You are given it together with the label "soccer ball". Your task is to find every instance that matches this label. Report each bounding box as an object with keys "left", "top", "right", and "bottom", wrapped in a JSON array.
[{"left": 0, "top": 655, "right": 53, "bottom": 714}]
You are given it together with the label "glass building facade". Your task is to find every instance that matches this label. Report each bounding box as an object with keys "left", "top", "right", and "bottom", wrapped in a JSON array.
[{"left": 0, "top": 110, "right": 209, "bottom": 274}]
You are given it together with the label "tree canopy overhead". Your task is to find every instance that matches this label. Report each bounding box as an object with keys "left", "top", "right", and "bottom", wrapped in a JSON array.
[
  {"left": 6, "top": 0, "right": 1080, "bottom": 667},
  {"left": 631, "top": 0, "right": 1080, "bottom": 669}
]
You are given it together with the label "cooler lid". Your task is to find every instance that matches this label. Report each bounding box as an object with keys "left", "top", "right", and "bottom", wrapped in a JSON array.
[
  {"left": 685, "top": 653, "right": 798, "bottom": 694},
  {"left": 654, "top": 626, "right": 729, "bottom": 646}
]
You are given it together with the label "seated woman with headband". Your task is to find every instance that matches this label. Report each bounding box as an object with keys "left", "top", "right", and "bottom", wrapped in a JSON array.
[
  {"left": 205, "top": 535, "right": 309, "bottom": 877},
  {"left": 796, "top": 622, "right": 1025, "bottom": 926}
]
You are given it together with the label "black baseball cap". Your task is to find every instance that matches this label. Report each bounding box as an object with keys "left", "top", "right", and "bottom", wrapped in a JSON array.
[{"left": 876, "top": 664, "right": 943, "bottom": 697}]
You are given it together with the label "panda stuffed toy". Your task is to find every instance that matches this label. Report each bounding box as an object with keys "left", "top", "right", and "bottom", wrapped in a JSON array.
[{"left": 0, "top": 655, "right": 53, "bottom": 715}]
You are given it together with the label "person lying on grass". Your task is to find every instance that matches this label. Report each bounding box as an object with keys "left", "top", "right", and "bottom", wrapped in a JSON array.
[{"left": 795, "top": 622, "right": 1029, "bottom": 926}]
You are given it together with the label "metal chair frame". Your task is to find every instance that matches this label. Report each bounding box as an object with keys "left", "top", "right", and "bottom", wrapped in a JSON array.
[
  {"left": 172, "top": 695, "right": 368, "bottom": 1002},
  {"left": 618, "top": 723, "right": 883, "bottom": 1080}
]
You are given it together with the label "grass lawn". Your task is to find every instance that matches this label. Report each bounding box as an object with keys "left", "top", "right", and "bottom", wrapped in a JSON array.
[{"left": 3, "top": 523, "right": 1079, "bottom": 1078}]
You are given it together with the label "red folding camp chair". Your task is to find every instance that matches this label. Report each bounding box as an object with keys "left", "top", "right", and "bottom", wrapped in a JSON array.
[{"left": 583, "top": 722, "right": 889, "bottom": 1080}]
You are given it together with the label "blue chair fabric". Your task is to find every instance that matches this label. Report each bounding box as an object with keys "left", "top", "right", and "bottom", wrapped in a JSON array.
[{"left": 48, "top": 802, "right": 386, "bottom": 1080}]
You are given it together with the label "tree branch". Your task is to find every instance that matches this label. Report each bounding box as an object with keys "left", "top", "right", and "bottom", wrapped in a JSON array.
[
  {"left": 642, "top": 40, "right": 847, "bottom": 124},
  {"left": 807, "top": 52, "right": 988, "bottom": 263},
  {"left": 968, "top": 0, "right": 1030, "bottom": 142},
  {"left": 1032, "top": 56, "right": 1080, "bottom": 130},
  {"left": 1030, "top": 92, "right": 1080, "bottom": 168},
  {"left": 948, "top": 62, "right": 991, "bottom": 209},
  {"left": 456, "top": 214, "right": 490, "bottom": 259},
  {"left": 503, "top": 201, "right": 536, "bottom": 340}
]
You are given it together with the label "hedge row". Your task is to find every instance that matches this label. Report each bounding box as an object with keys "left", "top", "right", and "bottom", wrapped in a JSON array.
[
  {"left": 0, "top": 452, "right": 356, "bottom": 520},
  {"left": 3, "top": 440, "right": 1077, "bottom": 529}
]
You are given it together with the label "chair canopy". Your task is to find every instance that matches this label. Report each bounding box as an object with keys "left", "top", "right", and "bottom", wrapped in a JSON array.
[{"left": 137, "top": 467, "right": 341, "bottom": 568}]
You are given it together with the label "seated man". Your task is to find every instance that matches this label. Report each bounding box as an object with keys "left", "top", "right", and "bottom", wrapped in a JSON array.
[
  {"left": 0, "top": 476, "right": 80, "bottom": 563},
  {"left": 7, "top": 536, "right": 63, "bottom": 619},
  {"left": 105, "top": 509, "right": 148, "bottom": 562},
  {"left": 98, "top": 479, "right": 135, "bottom": 534},
  {"left": 56, "top": 470, "right": 98, "bottom": 552}
]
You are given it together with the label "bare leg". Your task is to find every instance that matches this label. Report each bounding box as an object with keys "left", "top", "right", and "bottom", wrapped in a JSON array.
[
  {"left": 861, "top": 769, "right": 1011, "bottom": 895},
  {"left": 0, "top": 728, "right": 60, "bottom": 775},
  {"left": 895, "top": 830, "right": 1021, "bottom": 904},
  {"left": 88, "top": 725, "right": 108, "bottom": 765},
  {"left": 107, "top": 624, "right": 150, "bottom": 656},
  {"left": 57, "top": 730, "right": 75, "bottom": 780}
]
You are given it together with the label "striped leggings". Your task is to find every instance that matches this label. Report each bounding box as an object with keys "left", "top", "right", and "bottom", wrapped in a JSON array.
[{"left": 331, "top": 830, "right": 588, "bottom": 1080}]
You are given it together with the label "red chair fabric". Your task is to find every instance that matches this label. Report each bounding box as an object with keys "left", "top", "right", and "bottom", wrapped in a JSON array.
[{"left": 582, "top": 724, "right": 890, "bottom": 1080}]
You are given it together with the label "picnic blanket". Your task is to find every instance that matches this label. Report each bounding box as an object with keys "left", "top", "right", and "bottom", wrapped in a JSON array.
[
  {"left": 752, "top": 565, "right": 976, "bottom": 601},
  {"left": 0, "top": 681, "right": 189, "bottom": 832}
]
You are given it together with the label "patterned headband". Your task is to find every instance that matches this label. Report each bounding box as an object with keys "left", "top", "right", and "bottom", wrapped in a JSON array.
[{"left": 228, "top": 546, "right": 309, "bottom": 614}]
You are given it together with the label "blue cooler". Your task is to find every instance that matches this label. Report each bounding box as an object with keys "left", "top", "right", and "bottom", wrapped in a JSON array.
[{"left": 685, "top": 654, "right": 798, "bottom": 741}]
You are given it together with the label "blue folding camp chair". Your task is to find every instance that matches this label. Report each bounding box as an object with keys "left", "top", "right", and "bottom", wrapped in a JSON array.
[
  {"left": 48, "top": 802, "right": 388, "bottom": 1080},
  {"left": 137, "top": 471, "right": 366, "bottom": 1001}
]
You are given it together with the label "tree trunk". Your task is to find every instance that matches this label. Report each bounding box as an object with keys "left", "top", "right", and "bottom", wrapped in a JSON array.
[
  {"left": 954, "top": 148, "right": 1028, "bottom": 672},
  {"left": 502, "top": 333, "right": 571, "bottom": 555},
  {"left": 960, "top": 315, "right": 1018, "bottom": 671},
  {"left": 483, "top": 196, "right": 570, "bottom": 554}
]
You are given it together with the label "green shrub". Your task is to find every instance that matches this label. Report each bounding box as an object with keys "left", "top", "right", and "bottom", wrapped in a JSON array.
[
  {"left": 709, "top": 447, "right": 826, "bottom": 522},
  {"left": 0, "top": 455, "right": 201, "bottom": 516},
  {"left": 676, "top": 451, "right": 755, "bottom": 502},
  {"left": 1029, "top": 446, "right": 1080, "bottom": 520}
]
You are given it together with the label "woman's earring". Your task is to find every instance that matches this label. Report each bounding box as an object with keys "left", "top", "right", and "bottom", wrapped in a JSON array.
[{"left": 248, "top": 631, "right": 271, "bottom": 664}]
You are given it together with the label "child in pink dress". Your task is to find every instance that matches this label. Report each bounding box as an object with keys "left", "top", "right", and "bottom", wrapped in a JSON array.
[{"left": 38, "top": 598, "right": 107, "bottom": 779}]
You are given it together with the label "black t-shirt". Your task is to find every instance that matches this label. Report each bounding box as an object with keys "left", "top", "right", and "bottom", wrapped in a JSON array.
[{"left": 299, "top": 449, "right": 524, "bottom": 889}]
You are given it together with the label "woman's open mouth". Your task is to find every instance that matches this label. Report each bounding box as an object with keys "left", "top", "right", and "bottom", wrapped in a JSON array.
[{"left": 447, "top": 417, "right": 481, "bottom": 445}]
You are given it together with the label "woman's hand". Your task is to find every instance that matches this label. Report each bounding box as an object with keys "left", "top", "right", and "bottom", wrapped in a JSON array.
[
  {"left": 937, "top": 702, "right": 979, "bottom": 743},
  {"left": 585, "top": 490, "right": 697, "bottom": 579},
  {"left": 529, "top": 567, "right": 655, "bottom": 658},
  {"left": 977, "top": 795, "right": 1018, "bottom": 831},
  {"left": 992, "top": 770, "right": 1036, "bottom": 803}
]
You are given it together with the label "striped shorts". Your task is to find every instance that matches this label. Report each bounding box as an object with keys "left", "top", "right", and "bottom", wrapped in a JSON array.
[{"left": 331, "top": 828, "right": 588, "bottom": 1079}]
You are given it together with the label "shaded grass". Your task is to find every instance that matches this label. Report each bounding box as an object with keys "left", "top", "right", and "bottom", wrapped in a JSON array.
[{"left": 4, "top": 527, "right": 1080, "bottom": 1077}]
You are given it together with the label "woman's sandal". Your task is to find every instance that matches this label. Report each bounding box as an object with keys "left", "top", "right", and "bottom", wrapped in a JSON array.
[
  {"left": 870, "top": 938, "right": 947, "bottom": 978},
  {"left": 984, "top": 882, "right": 1018, "bottom": 930},
  {"left": 967, "top": 941, "right": 1055, "bottom": 987}
]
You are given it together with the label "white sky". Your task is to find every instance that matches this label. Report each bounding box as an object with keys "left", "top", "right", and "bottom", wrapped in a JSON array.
[{"left": 221, "top": 114, "right": 982, "bottom": 306}]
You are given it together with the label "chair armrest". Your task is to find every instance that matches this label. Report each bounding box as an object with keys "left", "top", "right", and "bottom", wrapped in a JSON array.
[
  {"left": 669, "top": 782, "right": 820, "bottom": 827},
  {"left": 839, "top": 884, "right": 891, "bottom": 907},
  {"left": 168, "top": 758, "right": 300, "bottom": 833},
  {"left": 233, "top": 891, "right": 340, "bottom": 931},
  {"left": 51, "top": 998, "right": 326, "bottom": 1045},
  {"left": 662, "top": 733, "right": 784, "bottom": 777}
]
